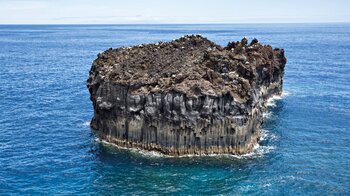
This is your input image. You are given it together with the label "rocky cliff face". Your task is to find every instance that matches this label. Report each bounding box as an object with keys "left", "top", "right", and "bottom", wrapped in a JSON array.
[{"left": 87, "top": 35, "right": 286, "bottom": 156}]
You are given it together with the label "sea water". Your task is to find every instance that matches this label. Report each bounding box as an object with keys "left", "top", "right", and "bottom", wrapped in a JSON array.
[{"left": 0, "top": 24, "right": 349, "bottom": 195}]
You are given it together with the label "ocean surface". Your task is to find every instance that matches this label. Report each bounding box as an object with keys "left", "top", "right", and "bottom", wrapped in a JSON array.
[{"left": 0, "top": 24, "right": 349, "bottom": 195}]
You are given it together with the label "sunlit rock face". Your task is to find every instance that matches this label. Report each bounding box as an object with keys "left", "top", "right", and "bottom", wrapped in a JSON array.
[{"left": 87, "top": 35, "right": 286, "bottom": 156}]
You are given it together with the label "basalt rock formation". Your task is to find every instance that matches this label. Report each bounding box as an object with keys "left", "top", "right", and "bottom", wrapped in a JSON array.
[{"left": 87, "top": 35, "right": 286, "bottom": 156}]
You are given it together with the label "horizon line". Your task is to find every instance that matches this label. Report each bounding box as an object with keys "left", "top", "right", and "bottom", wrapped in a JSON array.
[{"left": 1, "top": 21, "right": 350, "bottom": 25}]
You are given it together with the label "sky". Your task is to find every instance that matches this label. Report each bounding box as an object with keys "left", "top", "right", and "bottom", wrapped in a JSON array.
[{"left": 1, "top": 0, "right": 350, "bottom": 24}]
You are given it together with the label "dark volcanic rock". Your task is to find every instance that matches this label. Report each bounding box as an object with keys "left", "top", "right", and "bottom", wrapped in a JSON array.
[{"left": 87, "top": 35, "right": 286, "bottom": 156}]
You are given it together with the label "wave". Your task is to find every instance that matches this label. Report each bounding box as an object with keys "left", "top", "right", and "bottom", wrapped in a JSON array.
[
  {"left": 263, "top": 111, "right": 273, "bottom": 119},
  {"left": 266, "top": 95, "right": 281, "bottom": 107},
  {"left": 82, "top": 121, "right": 91, "bottom": 127},
  {"left": 266, "top": 90, "right": 290, "bottom": 108},
  {"left": 98, "top": 139, "right": 166, "bottom": 157},
  {"left": 260, "top": 129, "right": 278, "bottom": 142}
]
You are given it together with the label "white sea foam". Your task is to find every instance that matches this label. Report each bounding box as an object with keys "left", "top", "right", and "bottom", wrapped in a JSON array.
[
  {"left": 260, "top": 130, "right": 268, "bottom": 141},
  {"left": 262, "top": 183, "right": 272, "bottom": 188},
  {"left": 99, "top": 139, "right": 167, "bottom": 158},
  {"left": 266, "top": 100, "right": 277, "bottom": 107},
  {"left": 263, "top": 111, "right": 273, "bottom": 119},
  {"left": 82, "top": 121, "right": 91, "bottom": 127},
  {"left": 253, "top": 144, "right": 275, "bottom": 156},
  {"left": 129, "top": 148, "right": 165, "bottom": 157},
  {"left": 261, "top": 129, "right": 278, "bottom": 142},
  {"left": 266, "top": 90, "right": 290, "bottom": 108},
  {"left": 282, "top": 90, "right": 290, "bottom": 97},
  {"left": 96, "top": 135, "right": 275, "bottom": 159},
  {"left": 266, "top": 95, "right": 281, "bottom": 107}
]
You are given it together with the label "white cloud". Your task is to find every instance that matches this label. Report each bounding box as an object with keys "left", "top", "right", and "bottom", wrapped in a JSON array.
[{"left": 0, "top": 1, "right": 48, "bottom": 11}]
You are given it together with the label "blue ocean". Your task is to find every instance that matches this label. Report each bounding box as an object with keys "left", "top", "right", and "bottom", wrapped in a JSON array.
[{"left": 0, "top": 24, "right": 349, "bottom": 195}]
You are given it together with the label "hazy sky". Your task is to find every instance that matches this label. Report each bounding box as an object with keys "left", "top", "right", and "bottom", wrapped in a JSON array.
[{"left": 1, "top": 0, "right": 350, "bottom": 24}]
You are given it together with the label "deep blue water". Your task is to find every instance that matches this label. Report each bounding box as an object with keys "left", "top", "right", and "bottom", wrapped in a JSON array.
[{"left": 0, "top": 24, "right": 349, "bottom": 195}]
